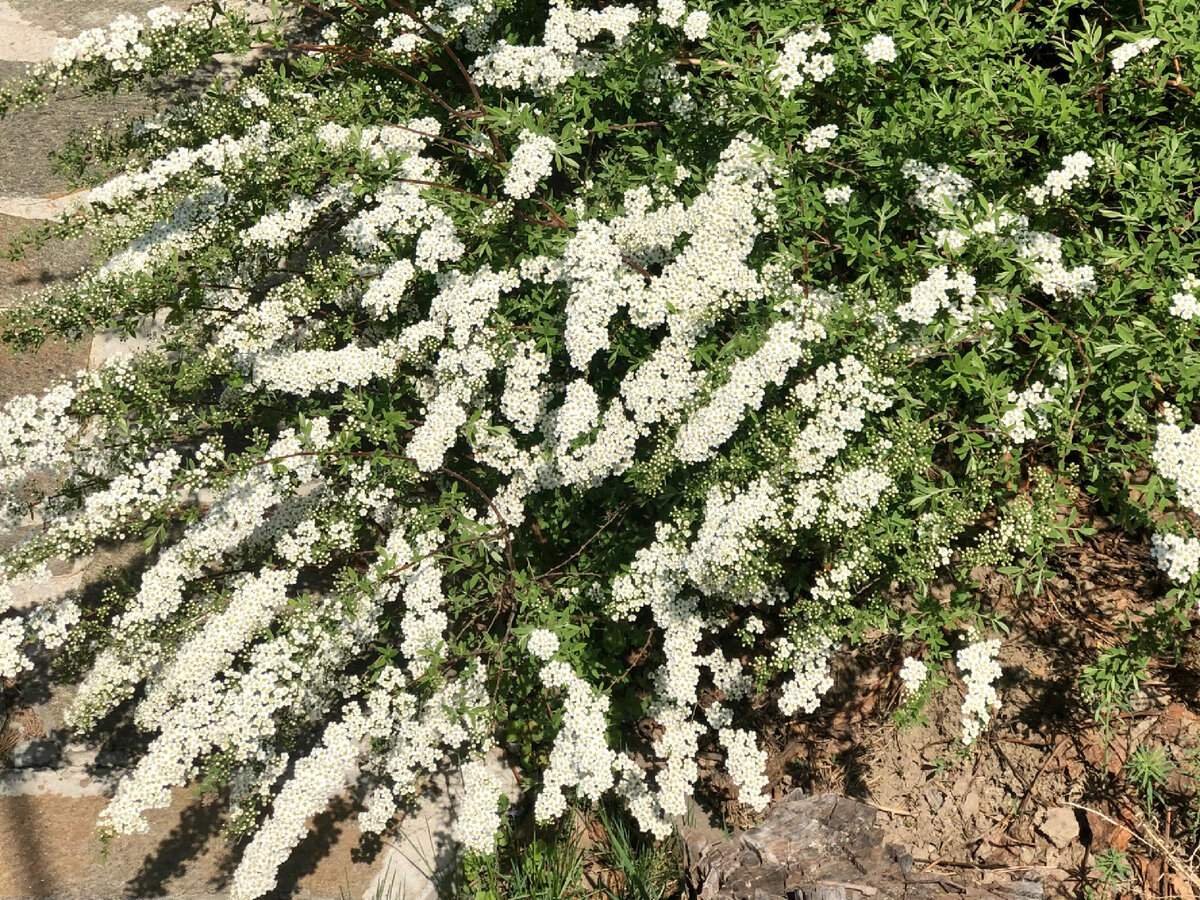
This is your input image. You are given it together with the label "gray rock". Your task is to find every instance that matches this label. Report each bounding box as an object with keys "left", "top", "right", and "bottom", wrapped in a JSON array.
[{"left": 683, "top": 791, "right": 1040, "bottom": 900}]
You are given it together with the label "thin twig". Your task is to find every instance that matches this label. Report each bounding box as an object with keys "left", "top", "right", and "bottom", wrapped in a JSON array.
[{"left": 1069, "top": 802, "right": 1200, "bottom": 892}]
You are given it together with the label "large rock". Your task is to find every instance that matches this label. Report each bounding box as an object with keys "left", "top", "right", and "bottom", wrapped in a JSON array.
[{"left": 684, "top": 791, "right": 1041, "bottom": 900}]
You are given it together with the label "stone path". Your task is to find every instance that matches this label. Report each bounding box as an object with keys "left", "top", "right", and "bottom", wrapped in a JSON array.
[{"left": 0, "top": 5, "right": 426, "bottom": 899}]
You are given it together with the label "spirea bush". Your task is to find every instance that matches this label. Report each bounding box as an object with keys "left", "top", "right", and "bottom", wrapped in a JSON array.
[{"left": 2, "top": 0, "right": 1200, "bottom": 894}]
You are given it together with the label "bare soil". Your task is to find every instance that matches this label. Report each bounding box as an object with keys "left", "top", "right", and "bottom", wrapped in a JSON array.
[{"left": 729, "top": 521, "right": 1200, "bottom": 899}]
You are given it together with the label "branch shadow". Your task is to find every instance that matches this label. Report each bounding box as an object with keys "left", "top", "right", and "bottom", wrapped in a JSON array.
[{"left": 123, "top": 794, "right": 228, "bottom": 899}]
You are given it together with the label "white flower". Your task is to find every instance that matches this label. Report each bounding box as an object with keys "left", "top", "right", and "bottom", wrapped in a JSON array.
[
  {"left": 899, "top": 656, "right": 927, "bottom": 695},
  {"left": 771, "top": 27, "right": 834, "bottom": 96},
  {"left": 452, "top": 754, "right": 505, "bottom": 854},
  {"left": 656, "top": 0, "right": 685, "bottom": 26},
  {"left": 956, "top": 638, "right": 1002, "bottom": 744},
  {"left": 682, "top": 10, "right": 710, "bottom": 41},
  {"left": 1026, "top": 151, "right": 1093, "bottom": 206},
  {"left": 1111, "top": 36, "right": 1161, "bottom": 73},
  {"left": 1169, "top": 276, "right": 1200, "bottom": 320},
  {"left": 1153, "top": 410, "right": 1200, "bottom": 516},
  {"left": 527, "top": 628, "right": 560, "bottom": 660},
  {"left": 823, "top": 185, "right": 852, "bottom": 205},
  {"left": 503, "top": 130, "right": 557, "bottom": 199},
  {"left": 717, "top": 726, "right": 769, "bottom": 811},
  {"left": 902, "top": 159, "right": 973, "bottom": 216},
  {"left": 803, "top": 124, "right": 838, "bottom": 153},
  {"left": 1000, "top": 382, "right": 1054, "bottom": 444},
  {"left": 1151, "top": 532, "right": 1200, "bottom": 584},
  {"left": 862, "top": 33, "right": 896, "bottom": 64}
]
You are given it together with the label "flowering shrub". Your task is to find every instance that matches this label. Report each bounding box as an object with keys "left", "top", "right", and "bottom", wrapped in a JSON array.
[{"left": 3, "top": 0, "right": 1200, "bottom": 895}]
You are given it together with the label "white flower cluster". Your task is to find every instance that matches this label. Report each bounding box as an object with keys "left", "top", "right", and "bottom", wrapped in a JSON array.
[
  {"left": 1000, "top": 382, "right": 1054, "bottom": 444},
  {"left": 1012, "top": 225, "right": 1097, "bottom": 299},
  {"left": 358, "top": 784, "right": 398, "bottom": 835},
  {"left": 135, "top": 567, "right": 298, "bottom": 726},
  {"left": 396, "top": 530, "right": 449, "bottom": 678},
  {"left": 825, "top": 465, "right": 892, "bottom": 528},
  {"left": 682, "top": 10, "right": 710, "bottom": 41},
  {"left": 404, "top": 267, "right": 519, "bottom": 472},
  {"left": 791, "top": 354, "right": 894, "bottom": 475},
  {"left": 1153, "top": 407, "right": 1200, "bottom": 516},
  {"left": 896, "top": 265, "right": 977, "bottom": 324},
  {"left": 66, "top": 423, "right": 331, "bottom": 729},
  {"left": 0, "top": 381, "right": 82, "bottom": 509},
  {"left": 1111, "top": 36, "right": 1162, "bottom": 73},
  {"left": 230, "top": 680, "right": 400, "bottom": 900},
  {"left": 89, "top": 122, "right": 274, "bottom": 208},
  {"left": 675, "top": 318, "right": 825, "bottom": 464},
  {"left": 901, "top": 159, "right": 973, "bottom": 215},
  {"left": 339, "top": 157, "right": 452, "bottom": 257},
  {"left": 503, "top": 130, "right": 557, "bottom": 199},
  {"left": 535, "top": 657, "right": 618, "bottom": 822},
  {"left": 244, "top": 185, "right": 352, "bottom": 251},
  {"left": 956, "top": 637, "right": 1002, "bottom": 744},
  {"left": 374, "top": 11, "right": 428, "bottom": 56},
  {"left": 317, "top": 117, "right": 442, "bottom": 165},
  {"left": 862, "top": 33, "right": 897, "bottom": 64},
  {"left": 715, "top": 724, "right": 769, "bottom": 811},
  {"left": 558, "top": 221, "right": 641, "bottom": 370},
  {"left": 46, "top": 5, "right": 194, "bottom": 75},
  {"left": 0, "top": 596, "right": 80, "bottom": 680},
  {"left": 367, "top": 667, "right": 492, "bottom": 821},
  {"left": 99, "top": 181, "right": 229, "bottom": 279},
  {"left": 823, "top": 185, "right": 852, "bottom": 205},
  {"left": 686, "top": 476, "right": 781, "bottom": 597},
  {"left": 472, "top": 0, "right": 640, "bottom": 93},
  {"left": 1169, "top": 274, "right": 1200, "bottom": 321},
  {"left": 1026, "top": 151, "right": 1094, "bottom": 206},
  {"left": 899, "top": 656, "right": 927, "bottom": 695},
  {"left": 452, "top": 754, "right": 506, "bottom": 854},
  {"left": 771, "top": 27, "right": 835, "bottom": 96},
  {"left": 803, "top": 123, "right": 838, "bottom": 153},
  {"left": 253, "top": 343, "right": 404, "bottom": 395},
  {"left": 777, "top": 635, "right": 835, "bottom": 715},
  {"left": 361, "top": 259, "right": 416, "bottom": 317},
  {"left": 526, "top": 627, "right": 560, "bottom": 660},
  {"left": 95, "top": 527, "right": 422, "bottom": 845},
  {"left": 904, "top": 161, "right": 1099, "bottom": 302},
  {"left": 500, "top": 340, "right": 551, "bottom": 432},
  {"left": 1151, "top": 532, "right": 1200, "bottom": 584},
  {"left": 656, "top": 0, "right": 686, "bottom": 26}
]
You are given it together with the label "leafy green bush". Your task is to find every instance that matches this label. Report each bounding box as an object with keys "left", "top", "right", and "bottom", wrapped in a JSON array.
[{"left": 1, "top": 0, "right": 1199, "bottom": 896}]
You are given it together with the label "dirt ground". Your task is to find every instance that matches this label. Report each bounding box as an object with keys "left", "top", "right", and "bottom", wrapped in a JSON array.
[{"left": 722, "top": 519, "right": 1200, "bottom": 899}]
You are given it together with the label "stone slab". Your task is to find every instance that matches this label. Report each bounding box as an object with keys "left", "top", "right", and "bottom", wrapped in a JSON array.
[
  {"left": 5, "top": 0, "right": 189, "bottom": 41},
  {"left": 0, "top": 191, "right": 89, "bottom": 221},
  {"left": 0, "top": 2, "right": 60, "bottom": 63},
  {"left": 364, "top": 751, "right": 519, "bottom": 900},
  {"left": 0, "top": 786, "right": 380, "bottom": 899}
]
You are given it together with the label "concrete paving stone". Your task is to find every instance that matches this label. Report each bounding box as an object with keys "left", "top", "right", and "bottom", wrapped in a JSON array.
[
  {"left": 89, "top": 308, "right": 169, "bottom": 370},
  {"left": 0, "top": 62, "right": 161, "bottom": 197},
  {"left": 0, "top": 3, "right": 60, "bottom": 63},
  {"left": 0, "top": 190, "right": 89, "bottom": 220},
  {"left": 7, "top": 0, "right": 189, "bottom": 39},
  {"left": 0, "top": 786, "right": 379, "bottom": 899},
  {"left": 364, "top": 751, "right": 520, "bottom": 900}
]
